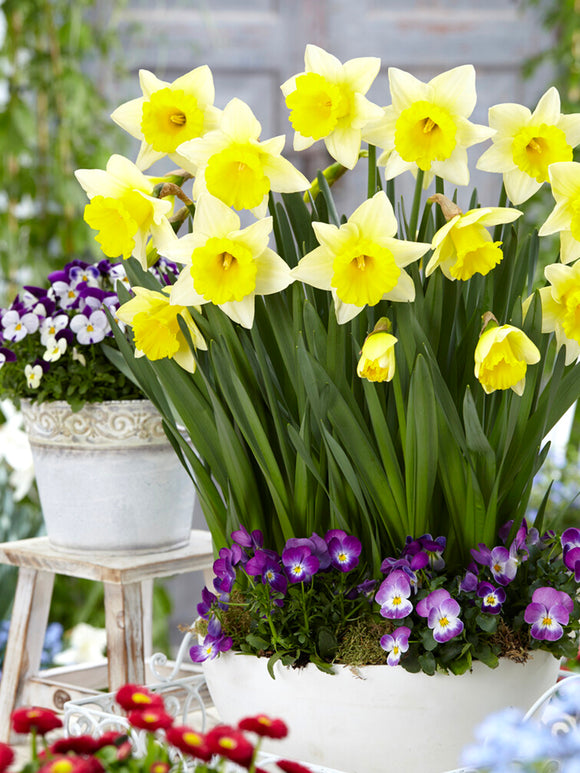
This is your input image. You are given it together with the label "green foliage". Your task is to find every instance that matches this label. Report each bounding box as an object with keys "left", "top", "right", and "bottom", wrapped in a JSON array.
[{"left": 0, "top": 0, "right": 126, "bottom": 298}]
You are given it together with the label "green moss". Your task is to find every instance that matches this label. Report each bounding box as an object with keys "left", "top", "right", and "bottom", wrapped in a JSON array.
[{"left": 335, "top": 616, "right": 392, "bottom": 666}]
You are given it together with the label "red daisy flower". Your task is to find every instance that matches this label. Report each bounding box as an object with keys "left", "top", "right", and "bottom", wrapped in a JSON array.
[
  {"left": 165, "top": 726, "right": 211, "bottom": 761},
  {"left": 11, "top": 707, "right": 63, "bottom": 735},
  {"left": 206, "top": 725, "right": 254, "bottom": 768},
  {"left": 116, "top": 685, "right": 165, "bottom": 712},
  {"left": 50, "top": 736, "right": 100, "bottom": 755},
  {"left": 0, "top": 742, "right": 14, "bottom": 773},
  {"left": 92, "top": 732, "right": 127, "bottom": 751},
  {"left": 127, "top": 708, "right": 173, "bottom": 732},
  {"left": 149, "top": 763, "right": 170, "bottom": 773},
  {"left": 238, "top": 714, "right": 288, "bottom": 739},
  {"left": 276, "top": 761, "right": 313, "bottom": 773},
  {"left": 38, "top": 755, "right": 98, "bottom": 773}
]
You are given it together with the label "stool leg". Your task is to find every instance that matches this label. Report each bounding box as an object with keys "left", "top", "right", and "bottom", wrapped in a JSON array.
[
  {"left": 0, "top": 568, "right": 55, "bottom": 742},
  {"left": 103, "top": 581, "right": 145, "bottom": 691}
]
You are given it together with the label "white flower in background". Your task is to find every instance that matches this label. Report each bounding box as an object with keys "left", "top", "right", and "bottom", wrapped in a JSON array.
[
  {"left": 42, "top": 336, "right": 67, "bottom": 363},
  {"left": 70, "top": 309, "right": 109, "bottom": 344},
  {"left": 53, "top": 623, "right": 107, "bottom": 666},
  {"left": 24, "top": 364, "right": 43, "bottom": 389},
  {"left": 0, "top": 400, "right": 35, "bottom": 501}
]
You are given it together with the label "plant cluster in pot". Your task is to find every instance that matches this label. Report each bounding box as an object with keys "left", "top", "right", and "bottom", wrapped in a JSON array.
[
  {"left": 0, "top": 258, "right": 195, "bottom": 554},
  {"left": 75, "top": 45, "right": 580, "bottom": 773}
]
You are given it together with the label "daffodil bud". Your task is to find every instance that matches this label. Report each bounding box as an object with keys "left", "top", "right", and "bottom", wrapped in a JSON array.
[
  {"left": 357, "top": 319, "right": 397, "bottom": 382},
  {"left": 474, "top": 322, "right": 540, "bottom": 395}
]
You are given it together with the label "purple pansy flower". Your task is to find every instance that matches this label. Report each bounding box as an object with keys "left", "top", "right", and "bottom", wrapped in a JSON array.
[
  {"left": 524, "top": 587, "right": 574, "bottom": 641},
  {"left": 0, "top": 347, "right": 16, "bottom": 368},
  {"left": 477, "top": 581, "right": 506, "bottom": 614},
  {"left": 459, "top": 569, "right": 479, "bottom": 593},
  {"left": 562, "top": 528, "right": 580, "bottom": 580},
  {"left": 471, "top": 543, "right": 517, "bottom": 586},
  {"left": 189, "top": 617, "right": 232, "bottom": 662},
  {"left": 197, "top": 587, "right": 218, "bottom": 619},
  {"left": 246, "top": 549, "right": 288, "bottom": 594},
  {"left": 282, "top": 546, "right": 319, "bottom": 584},
  {"left": 286, "top": 533, "right": 331, "bottom": 570},
  {"left": 213, "top": 545, "right": 243, "bottom": 594},
  {"left": 326, "top": 533, "right": 362, "bottom": 573},
  {"left": 416, "top": 588, "right": 464, "bottom": 643},
  {"left": 231, "top": 525, "right": 264, "bottom": 551},
  {"left": 380, "top": 626, "right": 411, "bottom": 666},
  {"left": 375, "top": 569, "right": 413, "bottom": 619}
]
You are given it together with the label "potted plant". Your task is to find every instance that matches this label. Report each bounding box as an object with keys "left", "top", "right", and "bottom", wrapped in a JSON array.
[
  {"left": 75, "top": 47, "right": 580, "bottom": 771},
  {"left": 0, "top": 258, "right": 195, "bottom": 554}
]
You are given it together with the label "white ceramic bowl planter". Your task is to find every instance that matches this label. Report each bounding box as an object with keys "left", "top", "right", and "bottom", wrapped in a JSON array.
[
  {"left": 21, "top": 399, "right": 195, "bottom": 554},
  {"left": 203, "top": 649, "right": 561, "bottom": 773}
]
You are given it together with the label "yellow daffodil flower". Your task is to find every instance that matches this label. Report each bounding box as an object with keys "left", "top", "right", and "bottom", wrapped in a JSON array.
[
  {"left": 75, "top": 154, "right": 174, "bottom": 270},
  {"left": 533, "top": 260, "right": 580, "bottom": 365},
  {"left": 539, "top": 161, "right": 580, "bottom": 264},
  {"left": 474, "top": 323, "right": 540, "bottom": 395},
  {"left": 357, "top": 318, "right": 397, "bottom": 382},
  {"left": 176, "top": 99, "right": 309, "bottom": 217},
  {"left": 292, "top": 191, "right": 430, "bottom": 324},
  {"left": 426, "top": 197, "right": 522, "bottom": 281},
  {"left": 116, "top": 287, "right": 207, "bottom": 373},
  {"left": 363, "top": 65, "right": 493, "bottom": 186},
  {"left": 110, "top": 67, "right": 221, "bottom": 170},
  {"left": 280, "top": 44, "right": 383, "bottom": 170},
  {"left": 158, "top": 194, "right": 293, "bottom": 328},
  {"left": 476, "top": 87, "right": 580, "bottom": 205}
]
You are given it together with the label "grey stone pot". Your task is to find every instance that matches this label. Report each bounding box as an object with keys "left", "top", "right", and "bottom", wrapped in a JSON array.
[{"left": 21, "top": 399, "right": 195, "bottom": 554}]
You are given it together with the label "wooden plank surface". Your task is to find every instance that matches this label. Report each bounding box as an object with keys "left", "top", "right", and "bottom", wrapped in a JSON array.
[{"left": 0, "top": 530, "right": 213, "bottom": 584}]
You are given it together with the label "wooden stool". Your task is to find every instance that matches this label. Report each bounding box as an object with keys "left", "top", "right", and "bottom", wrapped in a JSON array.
[{"left": 0, "top": 530, "right": 213, "bottom": 741}]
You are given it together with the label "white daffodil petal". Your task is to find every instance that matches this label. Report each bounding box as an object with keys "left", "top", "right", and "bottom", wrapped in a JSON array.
[
  {"left": 558, "top": 112, "right": 580, "bottom": 147},
  {"left": 173, "top": 65, "right": 215, "bottom": 106},
  {"left": 342, "top": 56, "right": 381, "bottom": 94},
  {"left": 139, "top": 69, "right": 169, "bottom": 98},
  {"left": 350, "top": 191, "right": 398, "bottom": 239},
  {"left": 504, "top": 168, "right": 542, "bottom": 205},
  {"left": 254, "top": 249, "right": 293, "bottom": 294},
  {"left": 382, "top": 270, "right": 415, "bottom": 302},
  {"left": 472, "top": 207, "right": 523, "bottom": 228},
  {"left": 388, "top": 67, "right": 427, "bottom": 111},
  {"left": 106, "top": 154, "right": 152, "bottom": 193},
  {"left": 261, "top": 154, "right": 310, "bottom": 192},
  {"left": 170, "top": 269, "right": 207, "bottom": 306},
  {"left": 431, "top": 146, "right": 470, "bottom": 187},
  {"left": 75, "top": 168, "right": 126, "bottom": 199},
  {"left": 325, "top": 125, "right": 362, "bottom": 169},
  {"left": 304, "top": 44, "right": 342, "bottom": 80},
  {"left": 476, "top": 138, "right": 517, "bottom": 173},
  {"left": 135, "top": 143, "right": 166, "bottom": 172},
  {"left": 221, "top": 98, "right": 261, "bottom": 141},
  {"left": 531, "top": 86, "right": 561, "bottom": 124},
  {"left": 194, "top": 194, "right": 241, "bottom": 238},
  {"left": 220, "top": 297, "right": 255, "bottom": 328},
  {"left": 293, "top": 132, "right": 317, "bottom": 152},
  {"left": 235, "top": 217, "right": 273, "bottom": 255},
  {"left": 387, "top": 238, "right": 431, "bottom": 268},
  {"left": 430, "top": 64, "right": 477, "bottom": 117},
  {"left": 292, "top": 247, "right": 333, "bottom": 290},
  {"left": 548, "top": 161, "right": 580, "bottom": 201},
  {"left": 488, "top": 102, "right": 531, "bottom": 133},
  {"left": 539, "top": 203, "right": 570, "bottom": 236},
  {"left": 333, "top": 293, "right": 364, "bottom": 324},
  {"left": 110, "top": 97, "right": 144, "bottom": 138},
  {"left": 561, "top": 231, "right": 580, "bottom": 264}
]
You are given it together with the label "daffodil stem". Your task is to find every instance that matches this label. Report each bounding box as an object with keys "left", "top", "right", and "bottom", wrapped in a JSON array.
[
  {"left": 408, "top": 168, "right": 425, "bottom": 240},
  {"left": 367, "top": 144, "right": 377, "bottom": 199}
]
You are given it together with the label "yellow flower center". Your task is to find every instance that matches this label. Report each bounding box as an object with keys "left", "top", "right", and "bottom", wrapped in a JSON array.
[
  {"left": 393, "top": 645, "right": 400, "bottom": 655},
  {"left": 392, "top": 595, "right": 402, "bottom": 606},
  {"left": 141, "top": 88, "right": 205, "bottom": 153},
  {"left": 132, "top": 300, "right": 184, "bottom": 360},
  {"left": 477, "top": 337, "right": 527, "bottom": 392},
  {"left": 219, "top": 738, "right": 237, "bottom": 750},
  {"left": 285, "top": 72, "right": 350, "bottom": 140},
  {"left": 84, "top": 192, "right": 153, "bottom": 260},
  {"left": 512, "top": 124, "right": 572, "bottom": 183},
  {"left": 439, "top": 616, "right": 449, "bottom": 628},
  {"left": 132, "top": 692, "right": 152, "bottom": 704},
  {"left": 394, "top": 100, "right": 457, "bottom": 170},
  {"left": 485, "top": 595, "right": 495, "bottom": 606},
  {"left": 184, "top": 732, "right": 202, "bottom": 745},
  {"left": 205, "top": 143, "right": 270, "bottom": 210},
  {"left": 560, "top": 284, "right": 580, "bottom": 343},
  {"left": 449, "top": 223, "right": 504, "bottom": 281},
  {"left": 331, "top": 237, "right": 401, "bottom": 307},
  {"left": 191, "top": 236, "right": 257, "bottom": 304},
  {"left": 51, "top": 762, "right": 73, "bottom": 773},
  {"left": 542, "top": 616, "right": 552, "bottom": 627}
]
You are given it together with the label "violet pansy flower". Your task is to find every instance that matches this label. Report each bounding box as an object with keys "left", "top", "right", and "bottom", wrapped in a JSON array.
[
  {"left": 561, "top": 528, "right": 580, "bottom": 580},
  {"left": 477, "top": 581, "right": 506, "bottom": 614},
  {"left": 286, "top": 532, "right": 331, "bottom": 570},
  {"left": 524, "top": 587, "right": 574, "bottom": 641},
  {"left": 471, "top": 543, "right": 518, "bottom": 586},
  {"left": 375, "top": 569, "right": 413, "bottom": 619},
  {"left": 327, "top": 533, "right": 362, "bottom": 573},
  {"left": 380, "top": 626, "right": 411, "bottom": 666},
  {"left": 190, "top": 617, "right": 232, "bottom": 662},
  {"left": 231, "top": 524, "right": 264, "bottom": 551},
  {"left": 416, "top": 588, "right": 464, "bottom": 643},
  {"left": 213, "top": 544, "right": 243, "bottom": 594},
  {"left": 246, "top": 549, "right": 288, "bottom": 595},
  {"left": 282, "top": 545, "right": 319, "bottom": 583}
]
